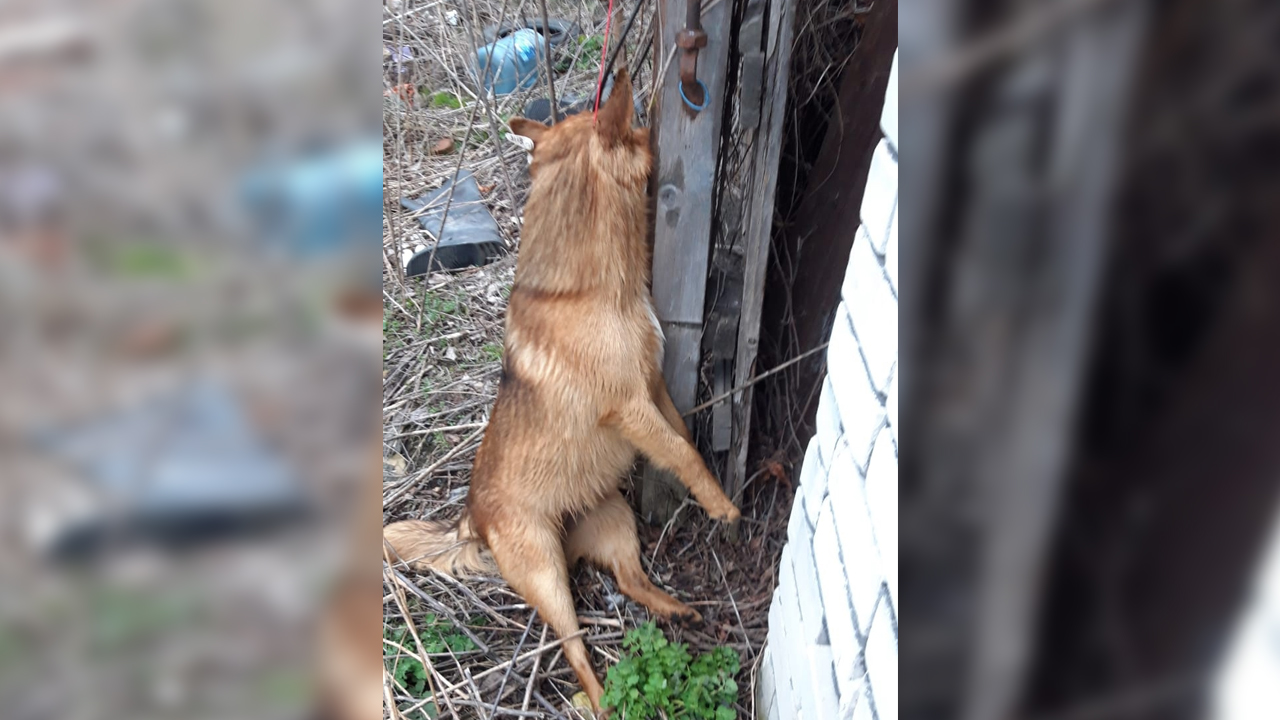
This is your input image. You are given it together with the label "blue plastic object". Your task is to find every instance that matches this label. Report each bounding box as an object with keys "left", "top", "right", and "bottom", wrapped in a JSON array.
[
  {"left": 474, "top": 29, "right": 545, "bottom": 96},
  {"left": 239, "top": 140, "right": 384, "bottom": 259}
]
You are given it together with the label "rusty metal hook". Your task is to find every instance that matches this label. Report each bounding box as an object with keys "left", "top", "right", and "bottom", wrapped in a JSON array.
[{"left": 676, "top": 0, "right": 708, "bottom": 113}]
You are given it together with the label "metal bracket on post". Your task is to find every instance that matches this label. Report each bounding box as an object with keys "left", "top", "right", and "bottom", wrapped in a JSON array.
[{"left": 676, "top": 0, "right": 708, "bottom": 114}]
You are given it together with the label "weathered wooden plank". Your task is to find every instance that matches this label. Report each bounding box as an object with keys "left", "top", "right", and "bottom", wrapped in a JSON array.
[
  {"left": 896, "top": 0, "right": 966, "bottom": 715},
  {"left": 725, "top": 0, "right": 797, "bottom": 501},
  {"left": 705, "top": 250, "right": 744, "bottom": 454},
  {"left": 639, "top": 0, "right": 734, "bottom": 523},
  {"left": 964, "top": 7, "right": 1146, "bottom": 720},
  {"left": 648, "top": 0, "right": 731, "bottom": 326}
]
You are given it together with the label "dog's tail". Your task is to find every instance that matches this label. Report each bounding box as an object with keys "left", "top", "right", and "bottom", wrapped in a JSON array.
[{"left": 383, "top": 514, "right": 496, "bottom": 576}]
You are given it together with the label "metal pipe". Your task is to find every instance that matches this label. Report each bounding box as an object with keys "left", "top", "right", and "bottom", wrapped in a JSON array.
[{"left": 675, "top": 0, "right": 708, "bottom": 110}]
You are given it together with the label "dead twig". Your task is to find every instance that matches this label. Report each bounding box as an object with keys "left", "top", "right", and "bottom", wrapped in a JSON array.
[
  {"left": 683, "top": 341, "right": 830, "bottom": 417},
  {"left": 521, "top": 624, "right": 551, "bottom": 712},
  {"left": 385, "top": 423, "right": 489, "bottom": 504}
]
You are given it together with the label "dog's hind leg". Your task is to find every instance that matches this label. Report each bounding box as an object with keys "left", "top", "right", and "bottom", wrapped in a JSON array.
[
  {"left": 485, "top": 519, "right": 605, "bottom": 710},
  {"left": 566, "top": 490, "right": 702, "bottom": 622},
  {"left": 651, "top": 374, "right": 693, "bottom": 442},
  {"left": 608, "top": 402, "right": 741, "bottom": 524}
]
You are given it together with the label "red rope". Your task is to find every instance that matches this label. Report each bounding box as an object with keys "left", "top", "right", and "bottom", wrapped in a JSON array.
[{"left": 592, "top": 0, "right": 617, "bottom": 122}]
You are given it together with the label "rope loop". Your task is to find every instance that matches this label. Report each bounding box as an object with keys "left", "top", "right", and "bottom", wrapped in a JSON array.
[{"left": 679, "top": 79, "right": 709, "bottom": 112}]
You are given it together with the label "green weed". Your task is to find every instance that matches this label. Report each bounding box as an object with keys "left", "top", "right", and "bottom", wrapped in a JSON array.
[
  {"left": 600, "top": 622, "right": 740, "bottom": 720},
  {"left": 428, "top": 91, "right": 462, "bottom": 109},
  {"left": 384, "top": 615, "right": 477, "bottom": 719},
  {"left": 422, "top": 292, "right": 462, "bottom": 327},
  {"left": 93, "top": 241, "right": 193, "bottom": 280},
  {"left": 558, "top": 35, "right": 605, "bottom": 72}
]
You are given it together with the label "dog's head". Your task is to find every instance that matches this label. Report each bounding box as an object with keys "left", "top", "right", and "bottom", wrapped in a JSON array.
[{"left": 507, "top": 68, "right": 650, "bottom": 188}]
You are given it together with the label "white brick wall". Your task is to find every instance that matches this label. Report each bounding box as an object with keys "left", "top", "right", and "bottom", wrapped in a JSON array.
[
  {"left": 1214, "top": 499, "right": 1280, "bottom": 720},
  {"left": 758, "top": 51, "right": 897, "bottom": 720}
]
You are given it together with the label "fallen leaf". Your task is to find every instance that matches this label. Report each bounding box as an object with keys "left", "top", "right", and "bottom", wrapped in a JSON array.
[
  {"left": 383, "top": 82, "right": 416, "bottom": 104},
  {"left": 384, "top": 453, "right": 408, "bottom": 477},
  {"left": 431, "top": 137, "right": 455, "bottom": 155},
  {"left": 478, "top": 183, "right": 496, "bottom": 194},
  {"left": 764, "top": 458, "right": 791, "bottom": 490},
  {"left": 334, "top": 288, "right": 382, "bottom": 322},
  {"left": 119, "top": 317, "right": 180, "bottom": 358},
  {"left": 570, "top": 692, "right": 594, "bottom": 714},
  {"left": 444, "top": 346, "right": 457, "bottom": 361}
]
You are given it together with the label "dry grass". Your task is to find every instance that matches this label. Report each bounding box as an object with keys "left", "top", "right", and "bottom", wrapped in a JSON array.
[{"left": 380, "top": 0, "right": 791, "bottom": 717}]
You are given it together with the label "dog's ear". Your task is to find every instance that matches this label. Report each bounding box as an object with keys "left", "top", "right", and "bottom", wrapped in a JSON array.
[
  {"left": 508, "top": 117, "right": 548, "bottom": 145},
  {"left": 595, "top": 67, "right": 633, "bottom": 147}
]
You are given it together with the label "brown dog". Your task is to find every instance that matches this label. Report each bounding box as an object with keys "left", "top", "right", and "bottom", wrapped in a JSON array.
[
  {"left": 316, "top": 435, "right": 385, "bottom": 720},
  {"left": 317, "top": 294, "right": 387, "bottom": 720},
  {"left": 383, "top": 68, "right": 740, "bottom": 712}
]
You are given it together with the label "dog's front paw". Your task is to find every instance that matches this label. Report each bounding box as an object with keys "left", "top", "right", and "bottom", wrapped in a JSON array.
[
  {"left": 657, "top": 607, "right": 703, "bottom": 625},
  {"left": 673, "top": 606, "right": 703, "bottom": 624},
  {"left": 650, "top": 598, "right": 703, "bottom": 624},
  {"left": 709, "top": 502, "right": 740, "bottom": 524},
  {"left": 709, "top": 502, "right": 742, "bottom": 541}
]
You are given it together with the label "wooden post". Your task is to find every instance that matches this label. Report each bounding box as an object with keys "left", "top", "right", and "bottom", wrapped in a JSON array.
[
  {"left": 640, "top": 0, "right": 732, "bottom": 524},
  {"left": 965, "top": 7, "right": 1145, "bottom": 719},
  {"left": 725, "top": 0, "right": 798, "bottom": 501}
]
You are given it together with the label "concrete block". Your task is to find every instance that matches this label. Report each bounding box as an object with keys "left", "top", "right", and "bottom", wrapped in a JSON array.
[
  {"left": 865, "top": 430, "right": 899, "bottom": 607},
  {"left": 828, "top": 327, "right": 886, "bottom": 471},
  {"left": 814, "top": 501, "right": 860, "bottom": 698},
  {"left": 815, "top": 376, "right": 843, "bottom": 469},
  {"left": 826, "top": 442, "right": 882, "bottom": 636},
  {"left": 842, "top": 235, "right": 898, "bottom": 393},
  {"left": 791, "top": 517, "right": 826, "bottom": 645},
  {"left": 885, "top": 367, "right": 898, "bottom": 446},
  {"left": 836, "top": 676, "right": 872, "bottom": 720},
  {"left": 881, "top": 52, "right": 898, "bottom": 151},
  {"left": 865, "top": 603, "right": 899, "bottom": 720},
  {"left": 779, "top": 550, "right": 814, "bottom": 720},
  {"left": 851, "top": 682, "right": 876, "bottom": 720},
  {"left": 757, "top": 649, "right": 777, "bottom": 720},
  {"left": 769, "top": 591, "right": 799, "bottom": 720},
  {"left": 859, "top": 140, "right": 898, "bottom": 256},
  {"left": 801, "top": 440, "right": 827, "bottom": 527},
  {"left": 885, "top": 199, "right": 898, "bottom": 294},
  {"left": 787, "top": 490, "right": 810, "bottom": 549},
  {"left": 803, "top": 642, "right": 841, "bottom": 720}
]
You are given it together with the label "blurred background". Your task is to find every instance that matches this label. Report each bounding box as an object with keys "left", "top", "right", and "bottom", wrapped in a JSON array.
[
  {"left": 900, "top": 0, "right": 1280, "bottom": 719},
  {"left": 8, "top": 0, "right": 1280, "bottom": 717},
  {"left": 0, "top": 1, "right": 381, "bottom": 719}
]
